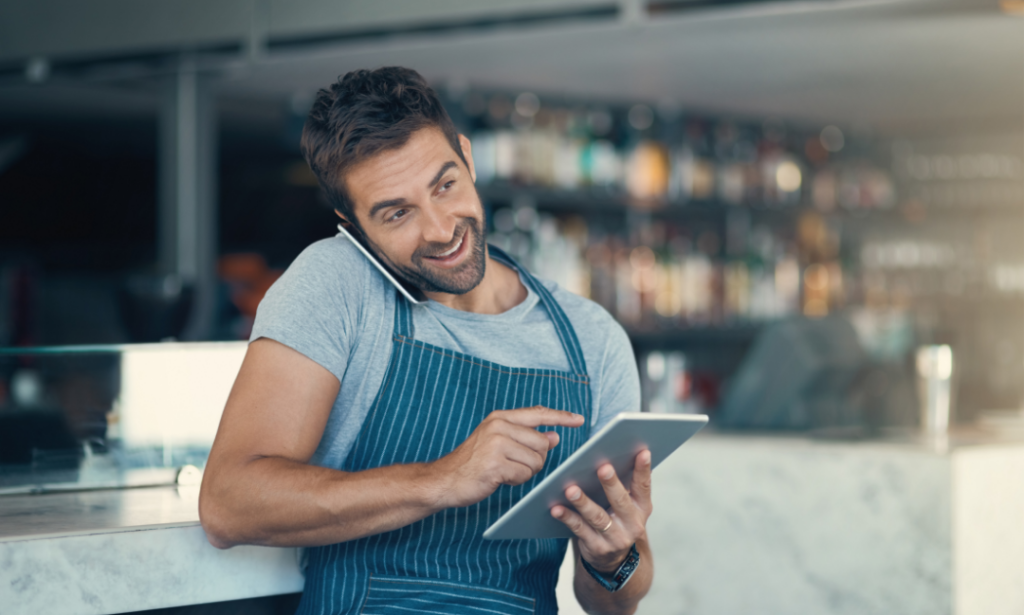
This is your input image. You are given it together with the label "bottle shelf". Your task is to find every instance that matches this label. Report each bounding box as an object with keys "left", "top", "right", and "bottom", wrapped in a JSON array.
[
  {"left": 475, "top": 182, "right": 920, "bottom": 226},
  {"left": 479, "top": 182, "right": 807, "bottom": 218},
  {"left": 479, "top": 181, "right": 1024, "bottom": 224}
]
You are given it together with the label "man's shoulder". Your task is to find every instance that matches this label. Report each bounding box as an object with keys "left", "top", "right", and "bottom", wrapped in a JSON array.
[
  {"left": 290, "top": 235, "right": 372, "bottom": 275},
  {"left": 256, "top": 235, "right": 387, "bottom": 325},
  {"left": 271, "top": 236, "right": 379, "bottom": 295},
  {"left": 251, "top": 236, "right": 391, "bottom": 381}
]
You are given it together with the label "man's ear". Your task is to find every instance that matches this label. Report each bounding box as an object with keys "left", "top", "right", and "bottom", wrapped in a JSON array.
[
  {"left": 334, "top": 209, "right": 360, "bottom": 234},
  {"left": 459, "top": 134, "right": 476, "bottom": 183}
]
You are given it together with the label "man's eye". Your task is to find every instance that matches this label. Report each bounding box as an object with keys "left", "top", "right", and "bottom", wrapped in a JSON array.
[
  {"left": 439, "top": 180, "right": 455, "bottom": 193},
  {"left": 387, "top": 209, "right": 407, "bottom": 222}
]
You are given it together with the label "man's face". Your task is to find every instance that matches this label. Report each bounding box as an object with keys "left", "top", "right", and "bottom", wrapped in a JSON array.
[{"left": 342, "top": 127, "right": 486, "bottom": 295}]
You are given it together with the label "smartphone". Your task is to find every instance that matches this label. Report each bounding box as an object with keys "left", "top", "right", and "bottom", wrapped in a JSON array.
[{"left": 336, "top": 223, "right": 426, "bottom": 304}]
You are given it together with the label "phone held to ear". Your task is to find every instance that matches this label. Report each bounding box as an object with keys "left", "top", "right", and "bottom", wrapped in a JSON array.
[{"left": 336, "top": 223, "right": 426, "bottom": 304}]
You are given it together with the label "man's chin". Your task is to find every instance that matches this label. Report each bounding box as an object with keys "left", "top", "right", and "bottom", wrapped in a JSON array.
[
  {"left": 410, "top": 247, "right": 486, "bottom": 295},
  {"left": 412, "top": 262, "right": 484, "bottom": 295},
  {"left": 383, "top": 218, "right": 488, "bottom": 295}
]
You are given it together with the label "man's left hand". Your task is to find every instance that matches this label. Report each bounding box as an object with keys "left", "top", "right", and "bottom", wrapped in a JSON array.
[{"left": 550, "top": 449, "right": 652, "bottom": 573}]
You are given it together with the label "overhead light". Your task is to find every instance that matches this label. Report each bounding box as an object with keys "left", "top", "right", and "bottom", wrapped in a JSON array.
[{"left": 1001, "top": 0, "right": 1024, "bottom": 14}]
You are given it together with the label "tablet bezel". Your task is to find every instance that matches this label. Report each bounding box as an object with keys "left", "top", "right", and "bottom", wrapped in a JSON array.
[{"left": 482, "top": 412, "right": 707, "bottom": 540}]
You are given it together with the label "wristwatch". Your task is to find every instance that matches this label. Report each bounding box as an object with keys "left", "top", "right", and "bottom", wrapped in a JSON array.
[{"left": 581, "top": 543, "right": 641, "bottom": 592}]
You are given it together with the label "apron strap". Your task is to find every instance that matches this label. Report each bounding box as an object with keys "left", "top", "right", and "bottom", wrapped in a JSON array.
[
  {"left": 391, "top": 245, "right": 589, "bottom": 378},
  {"left": 392, "top": 286, "right": 415, "bottom": 337},
  {"left": 488, "top": 245, "right": 590, "bottom": 378},
  {"left": 489, "top": 244, "right": 589, "bottom": 374}
]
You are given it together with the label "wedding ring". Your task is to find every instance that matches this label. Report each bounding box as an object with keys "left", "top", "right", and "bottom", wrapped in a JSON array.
[{"left": 599, "top": 519, "right": 613, "bottom": 533}]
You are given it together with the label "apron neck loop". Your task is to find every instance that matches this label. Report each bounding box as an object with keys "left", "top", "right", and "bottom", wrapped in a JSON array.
[{"left": 392, "top": 245, "right": 590, "bottom": 377}]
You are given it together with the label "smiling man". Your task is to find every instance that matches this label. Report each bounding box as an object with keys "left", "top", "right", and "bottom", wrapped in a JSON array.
[{"left": 199, "top": 67, "right": 651, "bottom": 615}]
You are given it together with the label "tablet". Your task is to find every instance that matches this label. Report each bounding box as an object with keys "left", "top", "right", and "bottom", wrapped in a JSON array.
[{"left": 482, "top": 412, "right": 708, "bottom": 540}]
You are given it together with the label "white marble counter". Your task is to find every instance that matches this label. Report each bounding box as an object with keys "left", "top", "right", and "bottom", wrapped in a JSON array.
[
  {"left": 0, "top": 486, "right": 199, "bottom": 541},
  {"left": 0, "top": 486, "right": 303, "bottom": 615},
  {"left": 638, "top": 432, "right": 1024, "bottom": 615},
  {"left": 4, "top": 432, "right": 1023, "bottom": 615}
]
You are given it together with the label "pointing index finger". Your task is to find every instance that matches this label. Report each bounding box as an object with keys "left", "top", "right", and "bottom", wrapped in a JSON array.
[{"left": 502, "top": 407, "right": 585, "bottom": 428}]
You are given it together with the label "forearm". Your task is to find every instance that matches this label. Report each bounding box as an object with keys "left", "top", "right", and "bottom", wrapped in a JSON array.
[
  {"left": 199, "top": 455, "right": 444, "bottom": 549},
  {"left": 573, "top": 536, "right": 653, "bottom": 615}
]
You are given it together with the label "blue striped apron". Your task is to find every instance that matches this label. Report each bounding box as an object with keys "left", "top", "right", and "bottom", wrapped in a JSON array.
[{"left": 296, "top": 249, "right": 592, "bottom": 615}]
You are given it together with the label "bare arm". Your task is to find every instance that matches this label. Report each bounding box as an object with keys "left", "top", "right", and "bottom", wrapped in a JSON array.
[
  {"left": 199, "top": 338, "right": 583, "bottom": 549},
  {"left": 199, "top": 338, "right": 434, "bottom": 548},
  {"left": 553, "top": 451, "right": 655, "bottom": 614}
]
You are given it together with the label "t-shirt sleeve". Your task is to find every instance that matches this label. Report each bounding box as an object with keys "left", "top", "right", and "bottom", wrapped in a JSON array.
[
  {"left": 249, "top": 238, "right": 365, "bottom": 382},
  {"left": 591, "top": 314, "right": 641, "bottom": 433}
]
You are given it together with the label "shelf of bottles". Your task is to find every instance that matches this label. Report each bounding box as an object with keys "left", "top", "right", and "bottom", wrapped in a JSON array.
[
  {"left": 452, "top": 92, "right": 895, "bottom": 334},
  {"left": 442, "top": 91, "right": 1024, "bottom": 415}
]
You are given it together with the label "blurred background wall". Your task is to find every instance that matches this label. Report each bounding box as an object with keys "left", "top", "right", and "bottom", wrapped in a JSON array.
[{"left": 0, "top": 0, "right": 1022, "bottom": 425}]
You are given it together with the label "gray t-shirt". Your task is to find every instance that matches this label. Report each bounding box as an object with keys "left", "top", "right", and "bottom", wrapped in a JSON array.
[{"left": 250, "top": 236, "right": 640, "bottom": 468}]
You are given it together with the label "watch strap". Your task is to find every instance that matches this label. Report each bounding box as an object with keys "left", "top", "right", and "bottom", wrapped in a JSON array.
[{"left": 581, "top": 543, "right": 640, "bottom": 592}]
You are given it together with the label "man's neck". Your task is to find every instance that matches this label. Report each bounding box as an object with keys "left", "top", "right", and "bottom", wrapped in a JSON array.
[{"left": 423, "top": 249, "right": 528, "bottom": 314}]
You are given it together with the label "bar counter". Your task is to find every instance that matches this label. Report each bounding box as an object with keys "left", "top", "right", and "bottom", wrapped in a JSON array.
[
  {"left": 0, "top": 486, "right": 303, "bottom": 614},
  {"left": 640, "top": 430, "right": 1024, "bottom": 615},
  {"left": 3, "top": 430, "right": 1023, "bottom": 615}
]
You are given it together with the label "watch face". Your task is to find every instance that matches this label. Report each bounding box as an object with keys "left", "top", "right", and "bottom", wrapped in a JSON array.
[{"left": 612, "top": 544, "right": 641, "bottom": 588}]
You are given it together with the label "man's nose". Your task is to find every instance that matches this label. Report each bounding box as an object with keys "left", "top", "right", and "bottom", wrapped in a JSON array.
[{"left": 420, "top": 203, "right": 458, "bottom": 244}]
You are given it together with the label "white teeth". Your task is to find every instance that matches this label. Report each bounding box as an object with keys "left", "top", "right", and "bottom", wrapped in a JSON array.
[{"left": 435, "top": 236, "right": 463, "bottom": 258}]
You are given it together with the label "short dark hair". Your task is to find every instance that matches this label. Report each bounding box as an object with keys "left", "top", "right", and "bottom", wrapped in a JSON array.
[{"left": 300, "top": 66, "right": 467, "bottom": 229}]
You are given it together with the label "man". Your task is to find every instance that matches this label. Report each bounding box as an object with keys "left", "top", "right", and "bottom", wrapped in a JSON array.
[{"left": 200, "top": 66, "right": 653, "bottom": 614}]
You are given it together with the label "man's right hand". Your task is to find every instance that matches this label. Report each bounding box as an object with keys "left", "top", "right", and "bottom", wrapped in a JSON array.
[{"left": 430, "top": 407, "right": 585, "bottom": 509}]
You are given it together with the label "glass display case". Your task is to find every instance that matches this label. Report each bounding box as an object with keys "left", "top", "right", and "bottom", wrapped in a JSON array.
[{"left": 0, "top": 342, "right": 246, "bottom": 494}]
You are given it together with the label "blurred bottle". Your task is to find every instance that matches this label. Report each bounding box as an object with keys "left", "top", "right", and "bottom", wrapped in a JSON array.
[
  {"left": 641, "top": 351, "right": 699, "bottom": 414},
  {"left": 588, "top": 140, "right": 622, "bottom": 190},
  {"left": 626, "top": 141, "right": 670, "bottom": 205}
]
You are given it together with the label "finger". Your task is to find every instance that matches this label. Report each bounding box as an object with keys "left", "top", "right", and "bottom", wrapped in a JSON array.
[
  {"left": 497, "top": 407, "right": 585, "bottom": 428},
  {"left": 550, "top": 505, "right": 602, "bottom": 543},
  {"left": 543, "top": 431, "right": 560, "bottom": 449},
  {"left": 499, "top": 459, "right": 539, "bottom": 486},
  {"left": 501, "top": 440, "right": 547, "bottom": 475},
  {"left": 630, "top": 449, "right": 653, "bottom": 511},
  {"left": 596, "top": 464, "right": 635, "bottom": 519},
  {"left": 490, "top": 438, "right": 544, "bottom": 485},
  {"left": 564, "top": 484, "right": 614, "bottom": 534},
  {"left": 498, "top": 422, "right": 554, "bottom": 455}
]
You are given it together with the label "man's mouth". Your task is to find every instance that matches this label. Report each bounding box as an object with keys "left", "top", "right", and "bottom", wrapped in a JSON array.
[{"left": 422, "top": 230, "right": 468, "bottom": 266}]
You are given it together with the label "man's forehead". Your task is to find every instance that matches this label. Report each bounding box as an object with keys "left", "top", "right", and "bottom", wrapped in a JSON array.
[
  {"left": 345, "top": 128, "right": 458, "bottom": 207},
  {"left": 352, "top": 128, "right": 455, "bottom": 183}
]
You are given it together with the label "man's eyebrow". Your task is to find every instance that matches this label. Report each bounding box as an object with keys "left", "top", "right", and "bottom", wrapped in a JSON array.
[
  {"left": 367, "top": 161, "right": 459, "bottom": 220},
  {"left": 368, "top": 198, "right": 407, "bottom": 219},
  {"left": 427, "top": 161, "right": 458, "bottom": 189}
]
